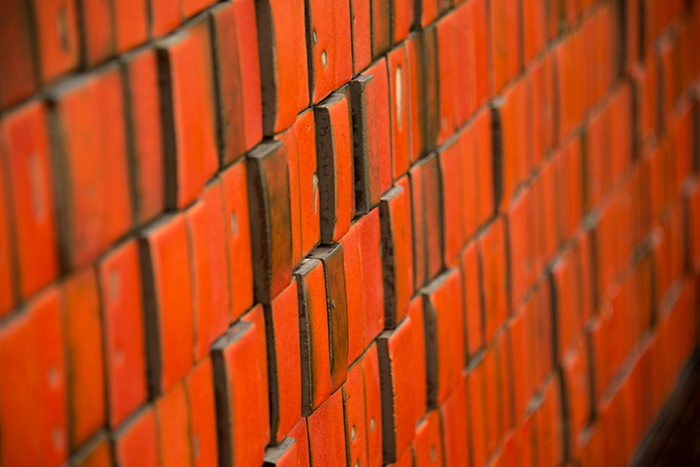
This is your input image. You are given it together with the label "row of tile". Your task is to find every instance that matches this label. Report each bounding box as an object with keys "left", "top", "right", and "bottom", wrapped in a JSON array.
[{"left": 1, "top": 0, "right": 617, "bottom": 112}]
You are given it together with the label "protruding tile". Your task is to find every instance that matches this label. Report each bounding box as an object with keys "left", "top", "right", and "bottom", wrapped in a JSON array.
[
  {"left": 380, "top": 185, "right": 414, "bottom": 329},
  {"left": 264, "top": 437, "right": 298, "bottom": 467},
  {"left": 349, "top": 75, "right": 381, "bottom": 215},
  {"left": 309, "top": 244, "right": 350, "bottom": 393},
  {"left": 315, "top": 91, "right": 354, "bottom": 244},
  {"left": 295, "top": 258, "right": 331, "bottom": 414},
  {"left": 247, "top": 140, "right": 293, "bottom": 303}
]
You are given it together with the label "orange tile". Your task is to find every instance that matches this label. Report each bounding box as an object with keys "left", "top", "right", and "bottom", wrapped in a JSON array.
[
  {"left": 341, "top": 224, "right": 365, "bottom": 364},
  {"left": 352, "top": 0, "right": 372, "bottom": 72},
  {"left": 221, "top": 159, "right": 254, "bottom": 321},
  {"left": 440, "top": 375, "right": 470, "bottom": 467},
  {"left": 308, "top": 244, "right": 349, "bottom": 393},
  {"left": 257, "top": 0, "right": 309, "bottom": 135},
  {"left": 0, "top": 0, "right": 36, "bottom": 106},
  {"left": 212, "top": 321, "right": 267, "bottom": 467},
  {"left": 61, "top": 268, "right": 106, "bottom": 449},
  {"left": 407, "top": 297, "right": 427, "bottom": 421},
  {"left": 267, "top": 279, "right": 302, "bottom": 442},
  {"left": 139, "top": 214, "right": 193, "bottom": 395},
  {"left": 1, "top": 102, "right": 59, "bottom": 298},
  {"left": 308, "top": 390, "right": 347, "bottom": 466},
  {"left": 343, "top": 360, "right": 368, "bottom": 467},
  {"left": 157, "top": 21, "right": 218, "bottom": 209},
  {"left": 32, "top": 0, "right": 80, "bottom": 82},
  {"left": 413, "top": 410, "right": 443, "bottom": 467},
  {"left": 241, "top": 304, "right": 271, "bottom": 444},
  {"left": 113, "top": 406, "right": 158, "bottom": 467},
  {"left": 378, "top": 317, "right": 416, "bottom": 463},
  {"left": 98, "top": 241, "right": 148, "bottom": 428},
  {"left": 247, "top": 141, "right": 293, "bottom": 303},
  {"left": 380, "top": 183, "right": 415, "bottom": 329},
  {"left": 185, "top": 358, "right": 218, "bottom": 467},
  {"left": 150, "top": 0, "right": 179, "bottom": 37},
  {"left": 479, "top": 217, "right": 509, "bottom": 340},
  {"left": 121, "top": 48, "right": 165, "bottom": 225},
  {"left": 461, "top": 241, "right": 484, "bottom": 356},
  {"left": 0, "top": 141, "right": 14, "bottom": 317},
  {"left": 155, "top": 383, "right": 191, "bottom": 467},
  {"left": 295, "top": 258, "right": 331, "bottom": 414},
  {"left": 357, "top": 208, "right": 385, "bottom": 343},
  {"left": 363, "top": 342, "right": 384, "bottom": 467},
  {"left": 114, "top": 0, "right": 148, "bottom": 52},
  {"left": 315, "top": 91, "right": 354, "bottom": 243},
  {"left": 0, "top": 287, "right": 68, "bottom": 466},
  {"left": 210, "top": 0, "right": 262, "bottom": 164},
  {"left": 388, "top": 44, "right": 410, "bottom": 179},
  {"left": 363, "top": 59, "right": 393, "bottom": 193},
  {"left": 79, "top": 0, "right": 115, "bottom": 66},
  {"left": 50, "top": 67, "right": 132, "bottom": 270}
]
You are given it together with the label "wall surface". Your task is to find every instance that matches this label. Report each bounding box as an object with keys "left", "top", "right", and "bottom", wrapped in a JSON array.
[{"left": 0, "top": 0, "right": 699, "bottom": 466}]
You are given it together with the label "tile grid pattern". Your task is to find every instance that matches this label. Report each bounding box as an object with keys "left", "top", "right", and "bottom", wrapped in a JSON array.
[{"left": 0, "top": 0, "right": 699, "bottom": 466}]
